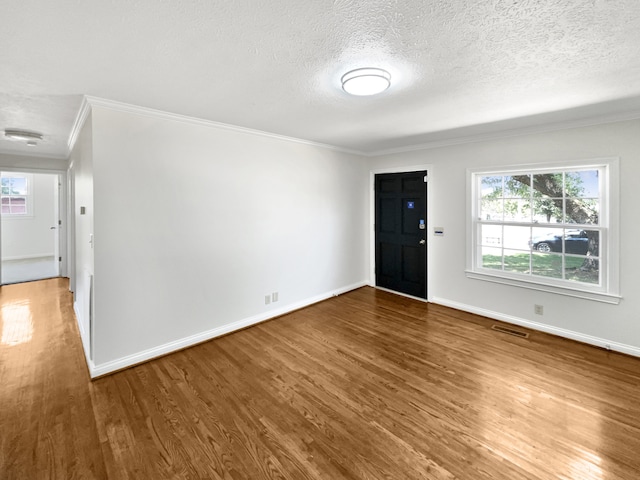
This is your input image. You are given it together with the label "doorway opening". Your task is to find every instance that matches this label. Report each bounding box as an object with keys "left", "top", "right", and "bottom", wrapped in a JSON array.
[
  {"left": 1, "top": 171, "right": 61, "bottom": 285},
  {"left": 371, "top": 167, "right": 431, "bottom": 301}
]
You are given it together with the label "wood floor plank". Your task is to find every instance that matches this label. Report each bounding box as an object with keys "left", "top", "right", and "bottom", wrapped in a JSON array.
[
  {"left": 2, "top": 281, "right": 640, "bottom": 479},
  {"left": 0, "top": 279, "right": 108, "bottom": 480}
]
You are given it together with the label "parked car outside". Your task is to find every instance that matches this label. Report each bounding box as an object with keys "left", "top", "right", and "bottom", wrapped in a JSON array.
[{"left": 531, "top": 229, "right": 589, "bottom": 255}]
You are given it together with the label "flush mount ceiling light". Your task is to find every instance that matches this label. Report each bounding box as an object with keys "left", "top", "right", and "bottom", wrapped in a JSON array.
[
  {"left": 341, "top": 68, "right": 391, "bottom": 96},
  {"left": 4, "top": 129, "right": 43, "bottom": 144}
]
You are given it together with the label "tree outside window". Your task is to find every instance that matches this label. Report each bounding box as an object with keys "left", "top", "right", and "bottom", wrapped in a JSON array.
[
  {"left": 479, "top": 170, "right": 600, "bottom": 285},
  {"left": 468, "top": 157, "right": 622, "bottom": 303}
]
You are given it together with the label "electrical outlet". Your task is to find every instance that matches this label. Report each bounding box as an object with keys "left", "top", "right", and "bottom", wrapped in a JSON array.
[
  {"left": 265, "top": 295, "right": 271, "bottom": 305},
  {"left": 272, "top": 292, "right": 279, "bottom": 302},
  {"left": 534, "top": 304, "right": 544, "bottom": 315}
]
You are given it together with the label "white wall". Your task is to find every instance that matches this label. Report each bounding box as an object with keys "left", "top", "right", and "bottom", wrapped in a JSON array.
[
  {"left": 84, "top": 105, "right": 368, "bottom": 371},
  {"left": 72, "top": 102, "right": 638, "bottom": 375},
  {"left": 368, "top": 119, "right": 640, "bottom": 355},
  {"left": 69, "top": 112, "right": 95, "bottom": 359},
  {"left": 0, "top": 153, "right": 69, "bottom": 172},
  {"left": 1, "top": 173, "right": 57, "bottom": 260}
]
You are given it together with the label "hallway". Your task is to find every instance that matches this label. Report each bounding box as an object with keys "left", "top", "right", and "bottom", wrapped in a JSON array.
[{"left": 0, "top": 278, "right": 107, "bottom": 478}]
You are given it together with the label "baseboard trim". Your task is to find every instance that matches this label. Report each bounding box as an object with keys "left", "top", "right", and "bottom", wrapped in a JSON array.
[
  {"left": 432, "top": 297, "right": 640, "bottom": 359},
  {"left": 89, "top": 281, "right": 368, "bottom": 378},
  {"left": 74, "top": 302, "right": 95, "bottom": 375},
  {"left": 2, "top": 253, "right": 55, "bottom": 261}
]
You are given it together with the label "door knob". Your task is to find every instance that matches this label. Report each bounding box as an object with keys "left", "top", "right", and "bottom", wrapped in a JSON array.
[{"left": 419, "top": 239, "right": 426, "bottom": 245}]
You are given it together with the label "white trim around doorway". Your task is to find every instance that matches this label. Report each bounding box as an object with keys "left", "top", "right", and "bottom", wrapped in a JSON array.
[
  {"left": 369, "top": 164, "right": 434, "bottom": 302},
  {"left": 0, "top": 167, "right": 68, "bottom": 283}
]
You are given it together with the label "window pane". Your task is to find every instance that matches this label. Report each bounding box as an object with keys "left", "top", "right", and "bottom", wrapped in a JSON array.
[
  {"left": 565, "top": 170, "right": 599, "bottom": 224},
  {"left": 531, "top": 173, "right": 563, "bottom": 223},
  {"left": 532, "top": 197, "right": 563, "bottom": 223},
  {"left": 481, "top": 247, "right": 503, "bottom": 270},
  {"left": 504, "top": 250, "right": 530, "bottom": 273},
  {"left": 503, "top": 199, "right": 531, "bottom": 222},
  {"left": 532, "top": 173, "right": 563, "bottom": 197},
  {"left": 531, "top": 227, "right": 564, "bottom": 253},
  {"left": 481, "top": 197, "right": 503, "bottom": 221},
  {"left": 8, "top": 178, "right": 27, "bottom": 195},
  {"left": 565, "top": 198, "right": 599, "bottom": 224},
  {"left": 480, "top": 176, "right": 503, "bottom": 197},
  {"left": 1, "top": 194, "right": 28, "bottom": 215},
  {"left": 480, "top": 176, "right": 504, "bottom": 220},
  {"left": 566, "top": 170, "right": 599, "bottom": 198},
  {"left": 563, "top": 229, "right": 591, "bottom": 255},
  {"left": 565, "top": 257, "right": 599, "bottom": 285},
  {"left": 503, "top": 226, "right": 530, "bottom": 250},
  {"left": 504, "top": 175, "right": 530, "bottom": 198},
  {"left": 1, "top": 178, "right": 12, "bottom": 194},
  {"left": 531, "top": 253, "right": 563, "bottom": 279},
  {"left": 480, "top": 224, "right": 502, "bottom": 247}
]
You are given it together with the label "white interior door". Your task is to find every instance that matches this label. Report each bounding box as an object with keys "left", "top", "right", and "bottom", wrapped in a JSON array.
[{"left": 1, "top": 171, "right": 60, "bottom": 284}]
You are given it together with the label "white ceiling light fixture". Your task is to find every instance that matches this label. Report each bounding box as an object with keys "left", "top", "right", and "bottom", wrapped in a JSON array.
[
  {"left": 341, "top": 68, "right": 391, "bottom": 96},
  {"left": 4, "top": 129, "right": 43, "bottom": 144}
]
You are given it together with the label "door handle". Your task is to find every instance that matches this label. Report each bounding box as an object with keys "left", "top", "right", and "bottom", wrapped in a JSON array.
[
  {"left": 50, "top": 226, "right": 57, "bottom": 230},
  {"left": 419, "top": 239, "right": 426, "bottom": 245}
]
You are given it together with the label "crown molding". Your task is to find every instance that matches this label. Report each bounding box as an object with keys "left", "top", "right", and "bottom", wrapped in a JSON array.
[
  {"left": 366, "top": 109, "right": 640, "bottom": 157},
  {"left": 67, "top": 96, "right": 92, "bottom": 154},
  {"left": 67, "top": 95, "right": 640, "bottom": 158},
  {"left": 0, "top": 148, "right": 68, "bottom": 161},
  {"left": 77, "top": 96, "right": 367, "bottom": 157}
]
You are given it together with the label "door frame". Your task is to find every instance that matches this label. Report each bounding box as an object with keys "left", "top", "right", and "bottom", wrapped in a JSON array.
[
  {"left": 369, "top": 164, "right": 433, "bottom": 302},
  {"left": 0, "top": 167, "right": 68, "bottom": 282}
]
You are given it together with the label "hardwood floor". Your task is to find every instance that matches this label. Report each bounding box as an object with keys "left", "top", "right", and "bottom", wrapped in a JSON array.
[
  {"left": 2, "top": 279, "right": 640, "bottom": 479},
  {"left": 0, "top": 278, "right": 108, "bottom": 478}
]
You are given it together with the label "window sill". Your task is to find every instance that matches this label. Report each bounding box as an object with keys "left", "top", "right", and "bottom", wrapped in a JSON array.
[{"left": 465, "top": 270, "right": 621, "bottom": 304}]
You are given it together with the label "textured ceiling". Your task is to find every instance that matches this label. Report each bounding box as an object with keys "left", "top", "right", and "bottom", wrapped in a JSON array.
[{"left": 2, "top": 0, "right": 640, "bottom": 158}]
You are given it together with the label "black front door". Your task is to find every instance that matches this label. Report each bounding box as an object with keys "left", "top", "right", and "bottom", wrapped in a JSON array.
[{"left": 375, "top": 171, "right": 427, "bottom": 299}]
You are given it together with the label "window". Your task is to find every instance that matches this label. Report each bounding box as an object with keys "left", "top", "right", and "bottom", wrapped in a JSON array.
[
  {"left": 467, "top": 159, "right": 620, "bottom": 304},
  {"left": 1, "top": 174, "right": 32, "bottom": 216}
]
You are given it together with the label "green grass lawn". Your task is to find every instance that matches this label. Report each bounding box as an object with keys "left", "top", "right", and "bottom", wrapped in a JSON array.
[{"left": 482, "top": 252, "right": 598, "bottom": 284}]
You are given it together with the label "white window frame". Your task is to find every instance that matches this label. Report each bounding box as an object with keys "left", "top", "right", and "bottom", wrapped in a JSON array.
[
  {"left": 466, "top": 157, "right": 620, "bottom": 304},
  {"left": 1, "top": 172, "right": 34, "bottom": 218}
]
